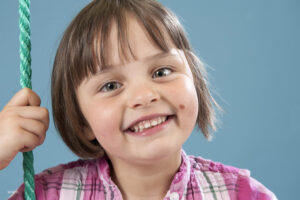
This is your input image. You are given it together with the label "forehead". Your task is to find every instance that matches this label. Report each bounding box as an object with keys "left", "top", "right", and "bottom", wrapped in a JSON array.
[{"left": 105, "top": 13, "right": 177, "bottom": 68}]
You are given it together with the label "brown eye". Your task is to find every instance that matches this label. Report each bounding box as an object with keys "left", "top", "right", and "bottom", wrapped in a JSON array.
[
  {"left": 100, "top": 81, "right": 122, "bottom": 92},
  {"left": 152, "top": 67, "right": 172, "bottom": 78}
]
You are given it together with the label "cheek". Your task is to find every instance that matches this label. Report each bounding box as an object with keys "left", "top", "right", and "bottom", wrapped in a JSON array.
[
  {"left": 84, "top": 100, "right": 122, "bottom": 142},
  {"left": 166, "top": 76, "right": 198, "bottom": 119}
]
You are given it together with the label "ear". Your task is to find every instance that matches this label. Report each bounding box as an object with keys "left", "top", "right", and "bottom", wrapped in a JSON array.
[{"left": 83, "top": 126, "right": 96, "bottom": 141}]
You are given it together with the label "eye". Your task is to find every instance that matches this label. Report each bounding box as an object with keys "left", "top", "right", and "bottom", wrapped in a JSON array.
[
  {"left": 152, "top": 67, "right": 173, "bottom": 79},
  {"left": 99, "top": 81, "right": 122, "bottom": 92}
]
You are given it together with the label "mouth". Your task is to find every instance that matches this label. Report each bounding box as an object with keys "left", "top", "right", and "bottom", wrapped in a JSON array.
[{"left": 124, "top": 115, "right": 176, "bottom": 134}]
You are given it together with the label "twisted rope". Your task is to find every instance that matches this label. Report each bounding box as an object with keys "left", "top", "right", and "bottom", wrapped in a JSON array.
[{"left": 19, "top": 0, "right": 36, "bottom": 199}]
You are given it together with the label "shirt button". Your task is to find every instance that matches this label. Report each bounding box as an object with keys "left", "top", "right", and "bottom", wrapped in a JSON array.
[{"left": 170, "top": 192, "right": 179, "bottom": 200}]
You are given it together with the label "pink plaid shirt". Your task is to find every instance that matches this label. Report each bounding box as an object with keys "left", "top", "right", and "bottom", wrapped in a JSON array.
[{"left": 9, "top": 149, "right": 277, "bottom": 200}]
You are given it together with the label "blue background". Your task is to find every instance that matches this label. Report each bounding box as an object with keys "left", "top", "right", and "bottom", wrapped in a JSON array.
[{"left": 1, "top": 0, "right": 299, "bottom": 199}]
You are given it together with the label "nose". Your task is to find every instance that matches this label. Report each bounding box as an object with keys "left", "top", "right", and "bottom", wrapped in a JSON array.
[{"left": 128, "top": 84, "right": 160, "bottom": 109}]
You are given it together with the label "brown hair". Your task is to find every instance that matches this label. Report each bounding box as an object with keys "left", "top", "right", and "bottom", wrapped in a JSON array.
[{"left": 51, "top": 0, "right": 219, "bottom": 158}]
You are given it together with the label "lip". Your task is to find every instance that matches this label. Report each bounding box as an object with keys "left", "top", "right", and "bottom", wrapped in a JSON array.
[
  {"left": 123, "top": 113, "right": 172, "bottom": 131},
  {"left": 124, "top": 115, "right": 175, "bottom": 137}
]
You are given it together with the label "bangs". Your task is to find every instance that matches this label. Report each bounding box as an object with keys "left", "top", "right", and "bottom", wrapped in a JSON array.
[{"left": 65, "top": 0, "right": 191, "bottom": 89}]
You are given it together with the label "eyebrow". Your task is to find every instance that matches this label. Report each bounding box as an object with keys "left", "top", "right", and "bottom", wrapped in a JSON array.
[{"left": 97, "top": 51, "right": 177, "bottom": 74}]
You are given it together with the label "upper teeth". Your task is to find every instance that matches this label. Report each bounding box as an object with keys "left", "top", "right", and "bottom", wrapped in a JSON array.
[{"left": 130, "top": 116, "right": 167, "bottom": 133}]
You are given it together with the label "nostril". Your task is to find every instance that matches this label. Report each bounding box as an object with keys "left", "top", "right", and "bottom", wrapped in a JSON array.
[
  {"left": 133, "top": 103, "right": 142, "bottom": 108},
  {"left": 151, "top": 98, "right": 158, "bottom": 103},
  {"left": 132, "top": 98, "right": 158, "bottom": 108}
]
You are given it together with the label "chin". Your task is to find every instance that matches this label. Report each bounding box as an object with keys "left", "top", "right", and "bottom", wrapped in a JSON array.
[{"left": 130, "top": 144, "right": 181, "bottom": 165}]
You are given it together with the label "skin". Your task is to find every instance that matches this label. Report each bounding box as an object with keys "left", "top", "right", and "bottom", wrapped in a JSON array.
[
  {"left": 77, "top": 14, "right": 199, "bottom": 200},
  {"left": 0, "top": 88, "right": 49, "bottom": 170}
]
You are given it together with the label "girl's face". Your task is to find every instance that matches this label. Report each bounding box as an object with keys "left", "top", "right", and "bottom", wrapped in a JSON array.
[{"left": 76, "top": 15, "right": 198, "bottom": 165}]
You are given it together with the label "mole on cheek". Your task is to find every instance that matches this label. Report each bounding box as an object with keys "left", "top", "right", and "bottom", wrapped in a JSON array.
[{"left": 179, "top": 104, "right": 185, "bottom": 109}]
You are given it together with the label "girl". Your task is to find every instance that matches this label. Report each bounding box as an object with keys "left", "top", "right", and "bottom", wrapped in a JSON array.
[{"left": 0, "top": 0, "right": 277, "bottom": 199}]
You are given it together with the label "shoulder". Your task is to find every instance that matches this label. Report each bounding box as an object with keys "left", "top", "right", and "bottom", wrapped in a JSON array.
[
  {"left": 35, "top": 157, "right": 102, "bottom": 182},
  {"left": 187, "top": 154, "right": 277, "bottom": 200},
  {"left": 8, "top": 157, "right": 109, "bottom": 200}
]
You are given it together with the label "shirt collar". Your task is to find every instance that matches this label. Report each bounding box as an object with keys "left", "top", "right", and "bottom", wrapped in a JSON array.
[
  {"left": 96, "top": 149, "right": 191, "bottom": 199},
  {"left": 165, "top": 149, "right": 191, "bottom": 199}
]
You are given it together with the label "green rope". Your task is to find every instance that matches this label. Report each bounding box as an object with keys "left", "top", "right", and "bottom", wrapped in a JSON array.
[{"left": 19, "top": 0, "right": 36, "bottom": 199}]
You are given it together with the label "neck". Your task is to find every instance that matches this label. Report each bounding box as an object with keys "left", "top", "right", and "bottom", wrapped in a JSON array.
[{"left": 107, "top": 150, "right": 182, "bottom": 200}]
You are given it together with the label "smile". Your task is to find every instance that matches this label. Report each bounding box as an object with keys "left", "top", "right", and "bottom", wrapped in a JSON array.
[
  {"left": 129, "top": 116, "right": 167, "bottom": 133},
  {"left": 124, "top": 115, "right": 175, "bottom": 136}
]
